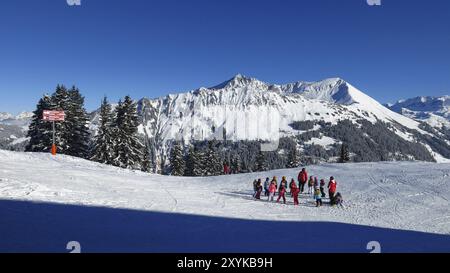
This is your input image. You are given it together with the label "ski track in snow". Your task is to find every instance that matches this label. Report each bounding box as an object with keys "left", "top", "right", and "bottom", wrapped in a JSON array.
[{"left": 0, "top": 150, "right": 450, "bottom": 236}]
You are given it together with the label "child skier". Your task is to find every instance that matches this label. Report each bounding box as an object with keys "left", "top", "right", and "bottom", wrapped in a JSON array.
[
  {"left": 268, "top": 181, "right": 277, "bottom": 202},
  {"left": 254, "top": 179, "right": 263, "bottom": 200},
  {"left": 320, "top": 179, "right": 326, "bottom": 198},
  {"left": 328, "top": 176, "right": 337, "bottom": 200},
  {"left": 271, "top": 176, "right": 278, "bottom": 189},
  {"left": 331, "top": 192, "right": 344, "bottom": 207},
  {"left": 264, "top": 177, "right": 270, "bottom": 197},
  {"left": 289, "top": 178, "right": 296, "bottom": 196},
  {"left": 252, "top": 179, "right": 258, "bottom": 197},
  {"left": 308, "top": 176, "right": 314, "bottom": 195},
  {"left": 277, "top": 182, "right": 287, "bottom": 204},
  {"left": 314, "top": 187, "right": 322, "bottom": 207},
  {"left": 280, "top": 176, "right": 288, "bottom": 191},
  {"left": 290, "top": 179, "right": 300, "bottom": 205},
  {"left": 314, "top": 177, "right": 319, "bottom": 189}
]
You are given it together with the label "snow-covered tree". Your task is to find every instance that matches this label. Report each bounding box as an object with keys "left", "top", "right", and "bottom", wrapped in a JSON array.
[
  {"left": 112, "top": 96, "right": 143, "bottom": 169},
  {"left": 26, "top": 94, "right": 55, "bottom": 152},
  {"left": 203, "top": 140, "right": 222, "bottom": 176},
  {"left": 141, "top": 140, "right": 155, "bottom": 173},
  {"left": 91, "top": 96, "right": 115, "bottom": 164},
  {"left": 256, "top": 150, "right": 268, "bottom": 171},
  {"left": 340, "top": 142, "right": 350, "bottom": 163},
  {"left": 230, "top": 152, "right": 241, "bottom": 174},
  {"left": 51, "top": 85, "right": 71, "bottom": 154},
  {"left": 169, "top": 142, "right": 185, "bottom": 176},
  {"left": 26, "top": 85, "right": 90, "bottom": 158},
  {"left": 185, "top": 145, "right": 203, "bottom": 176},
  {"left": 64, "top": 86, "right": 90, "bottom": 158},
  {"left": 286, "top": 146, "right": 300, "bottom": 168}
]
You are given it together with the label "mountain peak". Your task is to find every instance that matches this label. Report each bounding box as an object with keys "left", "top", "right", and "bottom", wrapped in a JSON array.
[{"left": 210, "top": 74, "right": 262, "bottom": 90}]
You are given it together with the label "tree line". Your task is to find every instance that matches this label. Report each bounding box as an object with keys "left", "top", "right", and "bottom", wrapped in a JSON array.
[{"left": 26, "top": 85, "right": 147, "bottom": 170}]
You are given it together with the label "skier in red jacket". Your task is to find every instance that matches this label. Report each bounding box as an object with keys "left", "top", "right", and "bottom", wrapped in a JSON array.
[
  {"left": 297, "top": 168, "right": 308, "bottom": 193},
  {"left": 290, "top": 179, "right": 300, "bottom": 205},
  {"left": 328, "top": 176, "right": 337, "bottom": 200},
  {"left": 277, "top": 183, "right": 287, "bottom": 204}
]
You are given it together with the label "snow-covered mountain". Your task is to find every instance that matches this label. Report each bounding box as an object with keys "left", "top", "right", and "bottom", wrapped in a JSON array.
[
  {"left": 387, "top": 96, "right": 450, "bottom": 128},
  {"left": 133, "top": 74, "right": 449, "bottom": 168},
  {"left": 0, "top": 112, "right": 32, "bottom": 150}
]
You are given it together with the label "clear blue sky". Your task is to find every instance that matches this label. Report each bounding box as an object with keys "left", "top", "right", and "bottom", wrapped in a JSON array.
[{"left": 0, "top": 0, "right": 449, "bottom": 113}]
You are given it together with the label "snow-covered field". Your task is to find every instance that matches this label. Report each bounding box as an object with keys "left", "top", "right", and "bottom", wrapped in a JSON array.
[{"left": 1, "top": 150, "right": 450, "bottom": 252}]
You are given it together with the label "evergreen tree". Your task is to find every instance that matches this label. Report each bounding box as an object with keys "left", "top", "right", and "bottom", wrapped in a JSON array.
[
  {"left": 286, "top": 146, "right": 300, "bottom": 168},
  {"left": 230, "top": 152, "right": 241, "bottom": 174},
  {"left": 112, "top": 96, "right": 143, "bottom": 169},
  {"left": 27, "top": 85, "right": 90, "bottom": 158},
  {"left": 169, "top": 142, "right": 185, "bottom": 176},
  {"left": 185, "top": 145, "right": 203, "bottom": 176},
  {"left": 256, "top": 150, "right": 268, "bottom": 172},
  {"left": 51, "top": 85, "right": 70, "bottom": 153},
  {"left": 141, "top": 140, "right": 154, "bottom": 173},
  {"left": 340, "top": 143, "right": 350, "bottom": 163},
  {"left": 65, "top": 86, "right": 90, "bottom": 158},
  {"left": 26, "top": 94, "right": 55, "bottom": 152},
  {"left": 91, "top": 97, "right": 115, "bottom": 164},
  {"left": 204, "top": 140, "right": 223, "bottom": 176}
]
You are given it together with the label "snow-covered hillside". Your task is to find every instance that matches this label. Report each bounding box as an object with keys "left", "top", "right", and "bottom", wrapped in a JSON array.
[
  {"left": 1, "top": 150, "right": 449, "bottom": 252},
  {"left": 387, "top": 96, "right": 450, "bottom": 128}
]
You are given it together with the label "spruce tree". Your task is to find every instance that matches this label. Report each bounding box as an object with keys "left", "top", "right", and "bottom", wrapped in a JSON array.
[
  {"left": 185, "top": 145, "right": 202, "bottom": 176},
  {"left": 340, "top": 143, "right": 350, "bottom": 163},
  {"left": 230, "top": 152, "right": 241, "bottom": 174},
  {"left": 51, "top": 85, "right": 70, "bottom": 153},
  {"left": 286, "top": 146, "right": 300, "bottom": 168},
  {"left": 91, "top": 96, "right": 115, "bottom": 164},
  {"left": 204, "top": 140, "right": 222, "bottom": 176},
  {"left": 141, "top": 140, "right": 154, "bottom": 173},
  {"left": 65, "top": 86, "right": 90, "bottom": 158},
  {"left": 112, "top": 96, "right": 143, "bottom": 169},
  {"left": 26, "top": 94, "right": 55, "bottom": 152},
  {"left": 169, "top": 142, "right": 185, "bottom": 176},
  {"left": 256, "top": 150, "right": 268, "bottom": 172}
]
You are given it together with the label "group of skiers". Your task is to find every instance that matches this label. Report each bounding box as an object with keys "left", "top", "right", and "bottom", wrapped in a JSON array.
[{"left": 252, "top": 168, "right": 343, "bottom": 207}]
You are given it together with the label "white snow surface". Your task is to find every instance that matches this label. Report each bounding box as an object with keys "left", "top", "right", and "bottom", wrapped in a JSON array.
[{"left": 1, "top": 150, "right": 449, "bottom": 236}]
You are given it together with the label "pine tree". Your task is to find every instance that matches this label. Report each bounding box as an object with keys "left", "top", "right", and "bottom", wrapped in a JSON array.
[
  {"left": 230, "top": 152, "right": 241, "bottom": 174},
  {"left": 112, "top": 96, "right": 143, "bottom": 169},
  {"left": 204, "top": 140, "right": 223, "bottom": 176},
  {"left": 51, "top": 85, "right": 71, "bottom": 153},
  {"left": 340, "top": 143, "right": 350, "bottom": 163},
  {"left": 26, "top": 94, "right": 55, "bottom": 152},
  {"left": 27, "top": 85, "right": 90, "bottom": 158},
  {"left": 256, "top": 150, "right": 268, "bottom": 172},
  {"left": 169, "top": 142, "right": 185, "bottom": 176},
  {"left": 185, "top": 145, "right": 202, "bottom": 176},
  {"left": 141, "top": 140, "right": 154, "bottom": 173},
  {"left": 91, "top": 96, "right": 115, "bottom": 164},
  {"left": 65, "top": 86, "right": 90, "bottom": 158},
  {"left": 286, "top": 146, "right": 300, "bottom": 168}
]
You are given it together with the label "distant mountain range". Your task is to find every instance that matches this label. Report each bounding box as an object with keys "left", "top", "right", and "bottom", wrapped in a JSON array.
[
  {"left": 386, "top": 96, "right": 450, "bottom": 128},
  {"left": 0, "top": 112, "right": 32, "bottom": 150},
  {"left": 1, "top": 75, "right": 450, "bottom": 168}
]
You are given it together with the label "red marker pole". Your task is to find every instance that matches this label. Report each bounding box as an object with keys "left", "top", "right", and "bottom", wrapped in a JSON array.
[{"left": 51, "top": 120, "right": 57, "bottom": 155}]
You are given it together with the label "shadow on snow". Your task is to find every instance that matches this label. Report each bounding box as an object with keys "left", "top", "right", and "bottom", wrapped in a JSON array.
[{"left": 0, "top": 199, "right": 449, "bottom": 253}]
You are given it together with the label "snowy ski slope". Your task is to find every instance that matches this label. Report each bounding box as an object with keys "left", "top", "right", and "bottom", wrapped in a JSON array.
[{"left": 1, "top": 150, "right": 450, "bottom": 252}]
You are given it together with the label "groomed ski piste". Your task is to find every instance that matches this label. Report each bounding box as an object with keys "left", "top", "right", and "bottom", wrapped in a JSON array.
[{"left": 1, "top": 149, "right": 450, "bottom": 253}]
